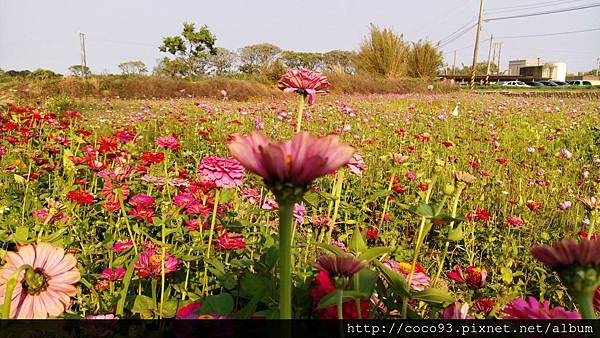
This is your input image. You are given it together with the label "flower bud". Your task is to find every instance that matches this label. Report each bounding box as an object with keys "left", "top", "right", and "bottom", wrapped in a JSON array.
[{"left": 443, "top": 184, "right": 456, "bottom": 196}]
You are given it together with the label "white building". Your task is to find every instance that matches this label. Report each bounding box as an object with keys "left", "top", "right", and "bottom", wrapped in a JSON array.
[
  {"left": 508, "top": 59, "right": 539, "bottom": 76},
  {"left": 508, "top": 59, "right": 567, "bottom": 82}
]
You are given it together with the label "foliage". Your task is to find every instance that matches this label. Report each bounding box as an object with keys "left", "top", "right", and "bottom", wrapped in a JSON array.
[
  {"left": 68, "top": 65, "right": 91, "bottom": 77},
  {"left": 237, "top": 43, "right": 282, "bottom": 75},
  {"left": 355, "top": 24, "right": 409, "bottom": 78},
  {"left": 158, "top": 23, "right": 217, "bottom": 78},
  {"left": 118, "top": 61, "right": 148, "bottom": 75},
  {"left": 406, "top": 40, "right": 444, "bottom": 78}
]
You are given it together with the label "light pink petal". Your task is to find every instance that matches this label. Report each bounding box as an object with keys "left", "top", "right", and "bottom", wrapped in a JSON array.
[
  {"left": 45, "top": 252, "right": 76, "bottom": 276},
  {"left": 49, "top": 283, "right": 77, "bottom": 297},
  {"left": 18, "top": 245, "right": 36, "bottom": 266},
  {"left": 40, "top": 291, "right": 65, "bottom": 317},
  {"left": 45, "top": 288, "right": 71, "bottom": 307},
  {"left": 259, "top": 143, "right": 289, "bottom": 182},
  {"left": 32, "top": 296, "right": 48, "bottom": 319},
  {"left": 33, "top": 242, "right": 54, "bottom": 269},
  {"left": 50, "top": 270, "right": 81, "bottom": 284},
  {"left": 42, "top": 246, "right": 67, "bottom": 273},
  {"left": 4, "top": 252, "right": 24, "bottom": 268},
  {"left": 14, "top": 293, "right": 34, "bottom": 319}
]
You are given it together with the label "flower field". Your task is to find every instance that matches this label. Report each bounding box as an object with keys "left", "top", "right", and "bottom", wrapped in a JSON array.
[{"left": 0, "top": 78, "right": 599, "bottom": 319}]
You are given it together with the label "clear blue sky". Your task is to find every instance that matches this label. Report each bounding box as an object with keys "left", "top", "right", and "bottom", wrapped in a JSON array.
[{"left": 1, "top": 0, "right": 598, "bottom": 74}]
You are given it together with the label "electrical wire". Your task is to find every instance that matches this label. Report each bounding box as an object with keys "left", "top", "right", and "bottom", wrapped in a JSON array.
[
  {"left": 485, "top": 0, "right": 589, "bottom": 13},
  {"left": 484, "top": 2, "right": 600, "bottom": 21},
  {"left": 496, "top": 27, "right": 600, "bottom": 38}
]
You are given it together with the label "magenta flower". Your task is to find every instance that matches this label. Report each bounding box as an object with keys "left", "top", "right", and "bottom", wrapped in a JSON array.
[
  {"left": 155, "top": 135, "right": 180, "bottom": 151},
  {"left": 447, "top": 265, "right": 487, "bottom": 289},
  {"left": 112, "top": 240, "right": 133, "bottom": 253},
  {"left": 0, "top": 145, "right": 4, "bottom": 157},
  {"left": 199, "top": 156, "right": 245, "bottom": 189},
  {"left": 134, "top": 248, "right": 181, "bottom": 279},
  {"left": 129, "top": 194, "right": 155, "bottom": 209},
  {"left": 228, "top": 131, "right": 354, "bottom": 188},
  {"left": 214, "top": 232, "right": 246, "bottom": 251},
  {"left": 503, "top": 296, "right": 581, "bottom": 319},
  {"left": 173, "top": 193, "right": 196, "bottom": 208},
  {"left": 100, "top": 268, "right": 126, "bottom": 281},
  {"left": 277, "top": 68, "right": 331, "bottom": 105},
  {"left": 293, "top": 203, "right": 306, "bottom": 224}
]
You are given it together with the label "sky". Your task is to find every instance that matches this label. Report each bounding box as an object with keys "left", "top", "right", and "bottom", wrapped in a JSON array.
[{"left": 1, "top": 0, "right": 599, "bottom": 75}]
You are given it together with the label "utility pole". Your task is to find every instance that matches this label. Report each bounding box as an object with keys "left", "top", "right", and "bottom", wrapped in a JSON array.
[
  {"left": 452, "top": 50, "right": 457, "bottom": 75},
  {"left": 470, "top": 0, "right": 485, "bottom": 90},
  {"left": 485, "top": 34, "right": 494, "bottom": 85},
  {"left": 596, "top": 57, "right": 599, "bottom": 78},
  {"left": 79, "top": 32, "right": 87, "bottom": 76},
  {"left": 496, "top": 42, "right": 503, "bottom": 75}
]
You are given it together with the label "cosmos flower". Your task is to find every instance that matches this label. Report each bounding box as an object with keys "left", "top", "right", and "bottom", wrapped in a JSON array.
[
  {"left": 228, "top": 131, "right": 354, "bottom": 187},
  {"left": 559, "top": 201, "right": 572, "bottom": 210},
  {"left": 503, "top": 296, "right": 580, "bottom": 319},
  {"left": 277, "top": 68, "right": 331, "bottom": 105},
  {"left": 198, "top": 156, "right": 245, "bottom": 189},
  {"left": 0, "top": 242, "right": 80, "bottom": 318}
]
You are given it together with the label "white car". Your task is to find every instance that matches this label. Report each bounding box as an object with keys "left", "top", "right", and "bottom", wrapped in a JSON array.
[{"left": 502, "top": 81, "right": 530, "bottom": 87}]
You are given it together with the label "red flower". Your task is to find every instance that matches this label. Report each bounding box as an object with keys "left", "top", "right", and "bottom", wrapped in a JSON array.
[
  {"left": 496, "top": 158, "right": 508, "bottom": 165},
  {"left": 474, "top": 298, "right": 495, "bottom": 314},
  {"left": 213, "top": 232, "right": 246, "bottom": 251},
  {"left": 469, "top": 160, "right": 481, "bottom": 169},
  {"left": 466, "top": 208, "right": 490, "bottom": 222},
  {"left": 526, "top": 201, "right": 543, "bottom": 211},
  {"left": 506, "top": 216, "right": 524, "bottom": 228},
  {"left": 98, "top": 136, "right": 118, "bottom": 153},
  {"left": 140, "top": 152, "right": 165, "bottom": 165},
  {"left": 365, "top": 227, "right": 378, "bottom": 240},
  {"left": 392, "top": 184, "right": 406, "bottom": 194},
  {"left": 66, "top": 191, "right": 95, "bottom": 205},
  {"left": 418, "top": 183, "right": 429, "bottom": 191},
  {"left": 309, "top": 271, "right": 370, "bottom": 319},
  {"left": 441, "top": 140, "right": 455, "bottom": 149},
  {"left": 447, "top": 265, "right": 487, "bottom": 289}
]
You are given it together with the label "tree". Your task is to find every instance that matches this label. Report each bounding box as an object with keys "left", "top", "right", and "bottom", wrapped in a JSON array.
[
  {"left": 456, "top": 62, "right": 498, "bottom": 76},
  {"left": 355, "top": 24, "right": 409, "bottom": 78},
  {"left": 118, "top": 60, "right": 147, "bottom": 75},
  {"left": 280, "top": 51, "right": 324, "bottom": 70},
  {"left": 28, "top": 69, "right": 62, "bottom": 79},
  {"left": 406, "top": 40, "right": 444, "bottom": 78},
  {"left": 238, "top": 43, "right": 282, "bottom": 75},
  {"left": 323, "top": 50, "right": 356, "bottom": 74},
  {"left": 68, "top": 65, "right": 91, "bottom": 77},
  {"left": 206, "top": 48, "right": 238, "bottom": 76},
  {"left": 158, "top": 22, "right": 216, "bottom": 78}
]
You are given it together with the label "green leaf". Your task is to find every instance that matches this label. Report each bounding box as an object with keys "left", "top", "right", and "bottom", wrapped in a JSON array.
[
  {"left": 500, "top": 267, "right": 513, "bottom": 284},
  {"left": 13, "top": 174, "right": 26, "bottom": 184},
  {"left": 303, "top": 192, "right": 320, "bottom": 207},
  {"left": 219, "top": 189, "right": 235, "bottom": 204},
  {"left": 116, "top": 258, "right": 137, "bottom": 316},
  {"left": 313, "top": 242, "right": 346, "bottom": 256},
  {"left": 200, "top": 293, "right": 234, "bottom": 316},
  {"left": 349, "top": 228, "right": 367, "bottom": 253},
  {"left": 412, "top": 288, "right": 454, "bottom": 305},
  {"left": 374, "top": 260, "right": 410, "bottom": 297},
  {"left": 13, "top": 226, "right": 29, "bottom": 244},
  {"left": 160, "top": 299, "right": 179, "bottom": 318},
  {"left": 132, "top": 295, "right": 155, "bottom": 313},
  {"left": 351, "top": 269, "right": 379, "bottom": 295},
  {"left": 41, "top": 228, "right": 67, "bottom": 244},
  {"left": 367, "top": 189, "right": 393, "bottom": 202},
  {"left": 358, "top": 247, "right": 391, "bottom": 262},
  {"left": 317, "top": 290, "right": 366, "bottom": 309},
  {"left": 447, "top": 223, "right": 464, "bottom": 242},
  {"left": 415, "top": 203, "right": 434, "bottom": 218}
]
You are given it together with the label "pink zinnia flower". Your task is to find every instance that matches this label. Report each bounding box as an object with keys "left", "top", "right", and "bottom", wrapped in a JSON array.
[
  {"left": 531, "top": 238, "right": 600, "bottom": 269},
  {"left": 447, "top": 265, "right": 487, "bottom": 289},
  {"left": 155, "top": 135, "right": 180, "bottom": 151},
  {"left": 293, "top": 203, "right": 306, "bottom": 224},
  {"left": 214, "top": 232, "right": 246, "bottom": 251},
  {"left": 0, "top": 242, "right": 80, "bottom": 318},
  {"left": 441, "top": 303, "right": 473, "bottom": 319},
  {"left": 506, "top": 216, "right": 525, "bottom": 228},
  {"left": 173, "top": 193, "right": 196, "bottom": 208},
  {"left": 111, "top": 240, "right": 133, "bottom": 253},
  {"left": 128, "top": 194, "right": 155, "bottom": 209},
  {"left": 114, "top": 130, "right": 135, "bottom": 143},
  {"left": 347, "top": 153, "right": 367, "bottom": 176},
  {"left": 199, "top": 156, "right": 245, "bottom": 189},
  {"left": 100, "top": 268, "right": 126, "bottom": 281},
  {"left": 228, "top": 131, "right": 354, "bottom": 186},
  {"left": 383, "top": 260, "right": 430, "bottom": 291},
  {"left": 277, "top": 68, "right": 331, "bottom": 105},
  {"left": 240, "top": 187, "right": 261, "bottom": 204},
  {"left": 134, "top": 248, "right": 181, "bottom": 279},
  {"left": 503, "top": 296, "right": 581, "bottom": 319}
]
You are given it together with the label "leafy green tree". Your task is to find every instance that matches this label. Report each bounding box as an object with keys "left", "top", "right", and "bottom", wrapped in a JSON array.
[
  {"left": 356, "top": 24, "right": 409, "bottom": 78},
  {"left": 323, "top": 50, "right": 356, "bottom": 74},
  {"left": 206, "top": 48, "right": 238, "bottom": 76},
  {"left": 28, "top": 69, "right": 62, "bottom": 79},
  {"left": 456, "top": 62, "right": 498, "bottom": 76},
  {"left": 238, "top": 43, "right": 282, "bottom": 75},
  {"left": 280, "top": 51, "right": 324, "bottom": 70},
  {"left": 159, "top": 23, "right": 216, "bottom": 78},
  {"left": 406, "top": 40, "right": 444, "bottom": 78},
  {"left": 68, "top": 65, "right": 91, "bottom": 77},
  {"left": 118, "top": 60, "right": 148, "bottom": 75}
]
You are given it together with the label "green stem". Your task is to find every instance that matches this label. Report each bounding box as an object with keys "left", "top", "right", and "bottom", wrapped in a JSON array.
[
  {"left": 202, "top": 190, "right": 220, "bottom": 296},
  {"left": 326, "top": 171, "right": 344, "bottom": 243},
  {"left": 574, "top": 292, "right": 596, "bottom": 319},
  {"left": 354, "top": 274, "right": 362, "bottom": 319},
  {"left": 2, "top": 265, "right": 32, "bottom": 319},
  {"left": 378, "top": 174, "right": 395, "bottom": 229},
  {"left": 587, "top": 212, "right": 597, "bottom": 240},
  {"left": 295, "top": 94, "right": 305, "bottom": 133},
  {"left": 337, "top": 289, "right": 344, "bottom": 320},
  {"left": 432, "top": 186, "right": 464, "bottom": 287},
  {"left": 278, "top": 200, "right": 294, "bottom": 319}
]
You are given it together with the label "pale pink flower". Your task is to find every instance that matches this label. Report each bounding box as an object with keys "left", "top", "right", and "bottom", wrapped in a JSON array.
[
  {"left": 0, "top": 242, "right": 80, "bottom": 318},
  {"left": 155, "top": 136, "right": 179, "bottom": 150},
  {"left": 503, "top": 296, "right": 581, "bottom": 319},
  {"left": 228, "top": 132, "right": 354, "bottom": 186},
  {"left": 199, "top": 156, "right": 245, "bottom": 189},
  {"left": 85, "top": 314, "right": 118, "bottom": 319},
  {"left": 277, "top": 68, "right": 331, "bottom": 105},
  {"left": 441, "top": 303, "right": 473, "bottom": 319},
  {"left": 347, "top": 153, "right": 367, "bottom": 176}
]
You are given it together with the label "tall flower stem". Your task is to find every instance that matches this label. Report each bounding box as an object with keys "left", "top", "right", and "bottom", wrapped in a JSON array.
[
  {"left": 574, "top": 290, "right": 596, "bottom": 319},
  {"left": 278, "top": 200, "right": 294, "bottom": 319},
  {"left": 202, "top": 190, "right": 220, "bottom": 296},
  {"left": 326, "top": 170, "right": 344, "bottom": 242},
  {"left": 432, "top": 186, "right": 464, "bottom": 287},
  {"left": 337, "top": 289, "right": 344, "bottom": 320},
  {"left": 295, "top": 94, "right": 305, "bottom": 133},
  {"left": 378, "top": 173, "right": 395, "bottom": 230}
]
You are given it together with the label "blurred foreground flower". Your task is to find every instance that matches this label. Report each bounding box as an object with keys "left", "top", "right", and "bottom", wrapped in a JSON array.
[
  {"left": 0, "top": 242, "right": 80, "bottom": 319},
  {"left": 503, "top": 296, "right": 580, "bottom": 319}
]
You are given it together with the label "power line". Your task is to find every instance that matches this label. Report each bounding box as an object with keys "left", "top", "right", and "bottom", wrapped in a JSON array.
[
  {"left": 438, "top": 23, "right": 478, "bottom": 47},
  {"left": 438, "top": 18, "right": 478, "bottom": 44},
  {"left": 484, "top": 2, "right": 600, "bottom": 21},
  {"left": 496, "top": 27, "right": 600, "bottom": 38},
  {"left": 485, "top": 0, "right": 588, "bottom": 13}
]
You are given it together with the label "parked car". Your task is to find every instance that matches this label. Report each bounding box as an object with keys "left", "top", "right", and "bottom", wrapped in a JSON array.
[
  {"left": 552, "top": 81, "right": 568, "bottom": 86},
  {"left": 525, "top": 81, "right": 545, "bottom": 87},
  {"left": 502, "top": 81, "right": 530, "bottom": 87},
  {"left": 568, "top": 80, "right": 593, "bottom": 86},
  {"left": 538, "top": 81, "right": 559, "bottom": 86}
]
